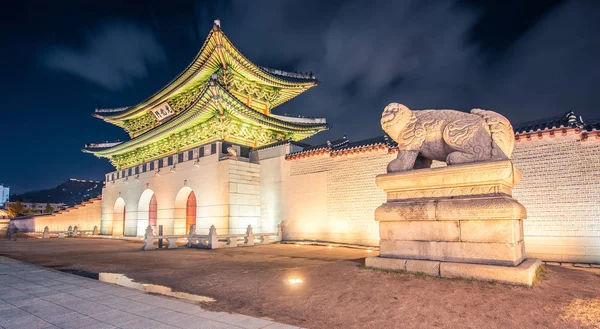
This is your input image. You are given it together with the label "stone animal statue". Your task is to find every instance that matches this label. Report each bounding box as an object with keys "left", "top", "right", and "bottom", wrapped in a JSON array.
[{"left": 381, "top": 103, "right": 515, "bottom": 172}]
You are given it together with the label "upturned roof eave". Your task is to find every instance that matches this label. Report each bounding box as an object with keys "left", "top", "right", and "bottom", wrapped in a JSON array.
[
  {"left": 93, "top": 25, "right": 318, "bottom": 123},
  {"left": 85, "top": 83, "right": 327, "bottom": 158}
]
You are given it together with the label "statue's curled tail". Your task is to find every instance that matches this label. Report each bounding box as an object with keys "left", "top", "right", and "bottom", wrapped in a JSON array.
[{"left": 470, "top": 109, "right": 515, "bottom": 160}]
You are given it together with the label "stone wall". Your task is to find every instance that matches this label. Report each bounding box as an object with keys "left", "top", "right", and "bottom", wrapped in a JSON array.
[
  {"left": 282, "top": 149, "right": 394, "bottom": 246},
  {"left": 512, "top": 133, "right": 600, "bottom": 263},
  {"left": 281, "top": 134, "right": 600, "bottom": 263},
  {"left": 228, "top": 161, "right": 261, "bottom": 234},
  {"left": 101, "top": 141, "right": 266, "bottom": 237},
  {"left": 10, "top": 197, "right": 102, "bottom": 233}
]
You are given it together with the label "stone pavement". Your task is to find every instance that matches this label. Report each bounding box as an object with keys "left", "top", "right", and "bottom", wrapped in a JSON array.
[{"left": 0, "top": 256, "right": 300, "bottom": 329}]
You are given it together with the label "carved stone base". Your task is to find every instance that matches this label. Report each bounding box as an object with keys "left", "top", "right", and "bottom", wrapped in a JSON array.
[
  {"left": 365, "top": 256, "right": 542, "bottom": 286},
  {"left": 371, "top": 160, "right": 537, "bottom": 283}
]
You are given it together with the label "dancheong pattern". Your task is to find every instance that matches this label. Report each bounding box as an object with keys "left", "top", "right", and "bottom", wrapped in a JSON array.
[{"left": 84, "top": 21, "right": 327, "bottom": 169}]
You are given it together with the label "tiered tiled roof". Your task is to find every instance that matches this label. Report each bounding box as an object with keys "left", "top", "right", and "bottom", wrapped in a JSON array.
[
  {"left": 85, "top": 80, "right": 327, "bottom": 168},
  {"left": 84, "top": 20, "right": 327, "bottom": 169},
  {"left": 93, "top": 22, "right": 319, "bottom": 126}
]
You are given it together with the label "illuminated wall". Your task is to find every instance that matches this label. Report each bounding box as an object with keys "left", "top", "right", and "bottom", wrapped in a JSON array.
[
  {"left": 277, "top": 134, "right": 600, "bottom": 263},
  {"left": 256, "top": 144, "right": 393, "bottom": 246},
  {"left": 100, "top": 141, "right": 262, "bottom": 237},
  {"left": 10, "top": 197, "right": 102, "bottom": 233},
  {"left": 512, "top": 132, "right": 600, "bottom": 263},
  {"left": 36, "top": 130, "right": 597, "bottom": 264}
]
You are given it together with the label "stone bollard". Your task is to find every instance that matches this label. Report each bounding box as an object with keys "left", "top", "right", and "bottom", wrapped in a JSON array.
[
  {"left": 277, "top": 223, "right": 283, "bottom": 242},
  {"left": 208, "top": 225, "right": 218, "bottom": 249},
  {"left": 245, "top": 225, "right": 254, "bottom": 246},
  {"left": 142, "top": 225, "right": 155, "bottom": 251},
  {"left": 67, "top": 226, "right": 73, "bottom": 237},
  {"left": 226, "top": 236, "right": 237, "bottom": 247},
  {"left": 261, "top": 235, "right": 269, "bottom": 244},
  {"left": 73, "top": 226, "right": 78, "bottom": 237},
  {"left": 92, "top": 225, "right": 99, "bottom": 236},
  {"left": 186, "top": 224, "right": 196, "bottom": 248},
  {"left": 42, "top": 226, "right": 50, "bottom": 239}
]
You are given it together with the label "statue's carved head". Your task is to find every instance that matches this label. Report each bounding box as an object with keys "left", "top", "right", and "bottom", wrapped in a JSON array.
[{"left": 381, "top": 103, "right": 412, "bottom": 139}]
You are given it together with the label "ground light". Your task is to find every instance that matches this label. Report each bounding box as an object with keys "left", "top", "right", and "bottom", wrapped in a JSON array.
[{"left": 288, "top": 278, "right": 303, "bottom": 284}]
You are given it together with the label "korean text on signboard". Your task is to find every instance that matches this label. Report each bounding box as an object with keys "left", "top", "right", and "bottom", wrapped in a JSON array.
[{"left": 150, "top": 102, "right": 175, "bottom": 121}]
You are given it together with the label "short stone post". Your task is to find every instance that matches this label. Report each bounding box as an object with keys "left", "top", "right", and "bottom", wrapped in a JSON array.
[
  {"left": 73, "top": 226, "right": 78, "bottom": 236},
  {"left": 245, "top": 225, "right": 254, "bottom": 246},
  {"left": 142, "top": 225, "right": 156, "bottom": 251},
  {"left": 92, "top": 225, "right": 99, "bottom": 236},
  {"left": 42, "top": 226, "right": 50, "bottom": 239},
  {"left": 208, "top": 225, "right": 218, "bottom": 249},
  {"left": 186, "top": 224, "right": 196, "bottom": 248},
  {"left": 67, "top": 226, "right": 73, "bottom": 237},
  {"left": 226, "top": 236, "right": 237, "bottom": 247},
  {"left": 276, "top": 223, "right": 283, "bottom": 242},
  {"left": 261, "top": 235, "right": 269, "bottom": 244}
]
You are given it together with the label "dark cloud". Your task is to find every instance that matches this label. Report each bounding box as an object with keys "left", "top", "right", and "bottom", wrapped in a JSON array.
[
  {"left": 484, "top": 0, "right": 600, "bottom": 121},
  {"left": 41, "top": 20, "right": 166, "bottom": 91},
  {"left": 4, "top": 0, "right": 598, "bottom": 193},
  {"left": 205, "top": 0, "right": 599, "bottom": 141}
]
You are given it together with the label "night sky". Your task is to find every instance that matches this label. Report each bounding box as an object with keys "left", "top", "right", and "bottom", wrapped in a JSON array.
[{"left": 2, "top": 0, "right": 598, "bottom": 193}]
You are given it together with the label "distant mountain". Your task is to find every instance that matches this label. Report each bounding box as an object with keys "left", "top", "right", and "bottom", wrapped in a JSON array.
[{"left": 10, "top": 179, "right": 103, "bottom": 206}]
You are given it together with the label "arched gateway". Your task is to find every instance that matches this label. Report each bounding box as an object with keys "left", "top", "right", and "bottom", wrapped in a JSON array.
[
  {"left": 138, "top": 189, "right": 157, "bottom": 235},
  {"left": 186, "top": 191, "right": 197, "bottom": 230},
  {"left": 113, "top": 197, "right": 126, "bottom": 236},
  {"left": 84, "top": 20, "right": 326, "bottom": 239},
  {"left": 174, "top": 187, "right": 197, "bottom": 235}
]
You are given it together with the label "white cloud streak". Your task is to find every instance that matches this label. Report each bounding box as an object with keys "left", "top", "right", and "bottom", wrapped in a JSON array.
[{"left": 42, "top": 20, "right": 166, "bottom": 91}]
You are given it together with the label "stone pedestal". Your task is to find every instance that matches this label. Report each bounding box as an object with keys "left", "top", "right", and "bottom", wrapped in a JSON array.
[{"left": 366, "top": 160, "right": 541, "bottom": 285}]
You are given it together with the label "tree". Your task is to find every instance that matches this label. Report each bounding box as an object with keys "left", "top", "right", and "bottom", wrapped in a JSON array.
[
  {"left": 44, "top": 203, "right": 54, "bottom": 214},
  {"left": 7, "top": 201, "right": 25, "bottom": 218}
]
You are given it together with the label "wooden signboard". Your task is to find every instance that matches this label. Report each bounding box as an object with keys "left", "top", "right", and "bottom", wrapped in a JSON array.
[{"left": 150, "top": 102, "right": 175, "bottom": 121}]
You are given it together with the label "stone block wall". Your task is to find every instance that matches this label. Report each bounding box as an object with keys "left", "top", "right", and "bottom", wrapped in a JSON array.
[
  {"left": 228, "top": 160, "right": 261, "bottom": 234},
  {"left": 11, "top": 197, "right": 102, "bottom": 233},
  {"left": 512, "top": 134, "right": 600, "bottom": 263},
  {"left": 284, "top": 149, "right": 394, "bottom": 246},
  {"left": 101, "top": 150, "right": 230, "bottom": 236},
  {"left": 282, "top": 134, "right": 599, "bottom": 263}
]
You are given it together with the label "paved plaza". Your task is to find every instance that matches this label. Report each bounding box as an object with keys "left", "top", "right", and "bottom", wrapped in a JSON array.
[{"left": 0, "top": 256, "right": 299, "bottom": 329}]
